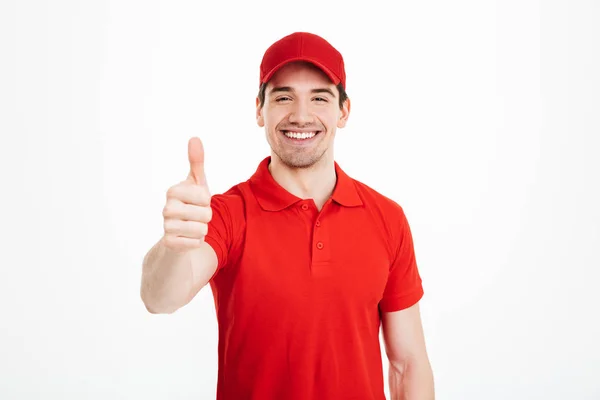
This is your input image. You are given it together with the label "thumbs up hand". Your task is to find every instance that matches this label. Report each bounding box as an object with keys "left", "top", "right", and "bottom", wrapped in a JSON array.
[{"left": 162, "top": 137, "right": 213, "bottom": 252}]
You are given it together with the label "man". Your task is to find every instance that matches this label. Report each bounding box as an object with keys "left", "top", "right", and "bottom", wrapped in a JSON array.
[{"left": 141, "top": 32, "right": 434, "bottom": 400}]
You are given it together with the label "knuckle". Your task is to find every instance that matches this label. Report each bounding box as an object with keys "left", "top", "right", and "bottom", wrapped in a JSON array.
[
  {"left": 163, "top": 199, "right": 179, "bottom": 218},
  {"left": 198, "top": 222, "right": 208, "bottom": 236},
  {"left": 195, "top": 206, "right": 210, "bottom": 223},
  {"left": 189, "top": 221, "right": 206, "bottom": 238},
  {"left": 204, "top": 206, "right": 213, "bottom": 222},
  {"left": 166, "top": 185, "right": 178, "bottom": 199},
  {"left": 163, "top": 218, "right": 177, "bottom": 233},
  {"left": 194, "top": 186, "right": 211, "bottom": 205},
  {"left": 163, "top": 235, "right": 177, "bottom": 249},
  {"left": 202, "top": 191, "right": 213, "bottom": 205}
]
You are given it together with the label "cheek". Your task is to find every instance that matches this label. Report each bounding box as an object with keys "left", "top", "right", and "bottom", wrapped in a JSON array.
[
  {"left": 318, "top": 109, "right": 340, "bottom": 129},
  {"left": 264, "top": 108, "right": 285, "bottom": 130}
]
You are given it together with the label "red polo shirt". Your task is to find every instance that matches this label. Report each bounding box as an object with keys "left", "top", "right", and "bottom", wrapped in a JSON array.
[{"left": 205, "top": 156, "right": 424, "bottom": 400}]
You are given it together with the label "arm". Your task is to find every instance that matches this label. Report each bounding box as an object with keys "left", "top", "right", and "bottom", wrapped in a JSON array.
[
  {"left": 140, "top": 136, "right": 223, "bottom": 314},
  {"left": 381, "top": 302, "right": 435, "bottom": 400},
  {"left": 140, "top": 238, "right": 218, "bottom": 314}
]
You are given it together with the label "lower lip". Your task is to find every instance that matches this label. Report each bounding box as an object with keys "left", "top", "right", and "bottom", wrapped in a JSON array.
[{"left": 280, "top": 131, "right": 321, "bottom": 144}]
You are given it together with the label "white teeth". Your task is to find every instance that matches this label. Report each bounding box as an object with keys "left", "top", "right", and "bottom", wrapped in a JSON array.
[{"left": 284, "top": 131, "right": 317, "bottom": 139}]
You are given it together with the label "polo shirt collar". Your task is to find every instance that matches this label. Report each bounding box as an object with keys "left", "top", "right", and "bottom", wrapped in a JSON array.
[{"left": 249, "top": 156, "right": 363, "bottom": 211}]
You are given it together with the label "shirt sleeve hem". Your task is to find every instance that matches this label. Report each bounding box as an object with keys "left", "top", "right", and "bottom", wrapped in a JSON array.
[
  {"left": 203, "top": 236, "right": 226, "bottom": 273},
  {"left": 379, "top": 287, "right": 424, "bottom": 313}
]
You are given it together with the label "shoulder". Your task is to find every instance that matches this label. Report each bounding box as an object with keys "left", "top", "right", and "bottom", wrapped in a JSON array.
[
  {"left": 352, "top": 178, "right": 408, "bottom": 220},
  {"left": 350, "top": 177, "right": 413, "bottom": 250},
  {"left": 210, "top": 184, "right": 246, "bottom": 220},
  {"left": 211, "top": 184, "right": 245, "bottom": 204}
]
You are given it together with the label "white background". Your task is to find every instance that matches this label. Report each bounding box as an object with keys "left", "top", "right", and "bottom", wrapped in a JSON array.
[{"left": 1, "top": 0, "right": 598, "bottom": 399}]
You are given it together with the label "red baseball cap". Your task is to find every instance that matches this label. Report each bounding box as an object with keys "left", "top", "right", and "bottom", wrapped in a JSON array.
[{"left": 259, "top": 32, "right": 346, "bottom": 89}]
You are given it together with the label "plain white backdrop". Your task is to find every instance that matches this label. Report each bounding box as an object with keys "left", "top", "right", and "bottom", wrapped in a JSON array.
[{"left": 1, "top": 0, "right": 598, "bottom": 399}]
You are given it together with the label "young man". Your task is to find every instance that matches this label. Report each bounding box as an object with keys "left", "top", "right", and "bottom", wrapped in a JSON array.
[{"left": 141, "top": 32, "right": 434, "bottom": 400}]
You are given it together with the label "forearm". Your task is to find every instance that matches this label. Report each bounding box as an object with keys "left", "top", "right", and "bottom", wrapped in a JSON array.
[
  {"left": 389, "top": 358, "right": 435, "bottom": 400},
  {"left": 140, "top": 238, "right": 194, "bottom": 314}
]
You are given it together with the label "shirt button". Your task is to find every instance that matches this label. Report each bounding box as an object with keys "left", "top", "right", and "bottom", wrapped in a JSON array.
[
  {"left": 315, "top": 220, "right": 321, "bottom": 227},
  {"left": 316, "top": 242, "right": 324, "bottom": 249},
  {"left": 301, "top": 204, "right": 309, "bottom": 211}
]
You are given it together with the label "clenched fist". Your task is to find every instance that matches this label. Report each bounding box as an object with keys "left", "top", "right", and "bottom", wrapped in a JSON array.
[{"left": 162, "top": 137, "right": 212, "bottom": 252}]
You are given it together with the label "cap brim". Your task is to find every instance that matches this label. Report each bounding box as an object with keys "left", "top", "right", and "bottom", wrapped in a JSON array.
[{"left": 262, "top": 57, "right": 341, "bottom": 86}]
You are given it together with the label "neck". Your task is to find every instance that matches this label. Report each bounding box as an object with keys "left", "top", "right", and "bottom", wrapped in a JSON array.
[{"left": 268, "top": 155, "right": 336, "bottom": 211}]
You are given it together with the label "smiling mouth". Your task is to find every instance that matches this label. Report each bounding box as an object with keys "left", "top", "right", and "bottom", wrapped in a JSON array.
[{"left": 280, "top": 130, "right": 321, "bottom": 140}]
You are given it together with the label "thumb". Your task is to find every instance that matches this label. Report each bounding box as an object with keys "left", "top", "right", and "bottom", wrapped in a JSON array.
[{"left": 187, "top": 137, "right": 207, "bottom": 186}]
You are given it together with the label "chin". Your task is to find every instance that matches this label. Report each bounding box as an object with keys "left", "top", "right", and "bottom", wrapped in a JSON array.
[
  {"left": 282, "top": 158, "right": 316, "bottom": 169},
  {"left": 277, "top": 150, "right": 327, "bottom": 169}
]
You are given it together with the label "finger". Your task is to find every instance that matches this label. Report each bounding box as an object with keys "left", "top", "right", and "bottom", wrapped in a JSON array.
[
  {"left": 187, "top": 137, "right": 207, "bottom": 186},
  {"left": 167, "top": 183, "right": 211, "bottom": 206},
  {"left": 164, "top": 219, "right": 208, "bottom": 239},
  {"left": 162, "top": 235, "right": 204, "bottom": 252},
  {"left": 163, "top": 201, "right": 212, "bottom": 222}
]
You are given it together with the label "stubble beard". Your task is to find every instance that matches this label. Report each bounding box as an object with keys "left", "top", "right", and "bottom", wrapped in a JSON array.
[
  {"left": 267, "top": 131, "right": 328, "bottom": 169},
  {"left": 279, "top": 148, "right": 327, "bottom": 169}
]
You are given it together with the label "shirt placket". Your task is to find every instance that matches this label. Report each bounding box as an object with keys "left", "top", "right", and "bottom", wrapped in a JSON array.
[{"left": 298, "top": 199, "right": 332, "bottom": 276}]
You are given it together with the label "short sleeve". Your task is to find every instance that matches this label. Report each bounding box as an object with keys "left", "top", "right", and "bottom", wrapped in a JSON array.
[
  {"left": 379, "top": 208, "right": 424, "bottom": 313},
  {"left": 204, "top": 191, "right": 245, "bottom": 277}
]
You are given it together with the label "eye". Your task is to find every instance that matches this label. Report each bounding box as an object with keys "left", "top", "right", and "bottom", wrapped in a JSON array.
[
  {"left": 275, "top": 96, "right": 292, "bottom": 102},
  {"left": 314, "top": 97, "right": 328, "bottom": 102}
]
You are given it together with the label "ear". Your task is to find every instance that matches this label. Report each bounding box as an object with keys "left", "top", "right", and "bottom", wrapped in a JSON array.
[
  {"left": 256, "top": 97, "right": 264, "bottom": 127},
  {"left": 337, "top": 97, "right": 351, "bottom": 129}
]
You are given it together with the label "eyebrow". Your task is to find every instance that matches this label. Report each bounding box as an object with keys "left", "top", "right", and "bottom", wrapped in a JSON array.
[{"left": 269, "top": 86, "right": 336, "bottom": 98}]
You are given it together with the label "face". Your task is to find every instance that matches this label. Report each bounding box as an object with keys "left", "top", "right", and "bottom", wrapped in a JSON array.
[{"left": 256, "top": 61, "right": 350, "bottom": 169}]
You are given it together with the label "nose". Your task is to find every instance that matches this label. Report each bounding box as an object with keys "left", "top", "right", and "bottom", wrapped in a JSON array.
[{"left": 288, "top": 100, "right": 314, "bottom": 125}]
